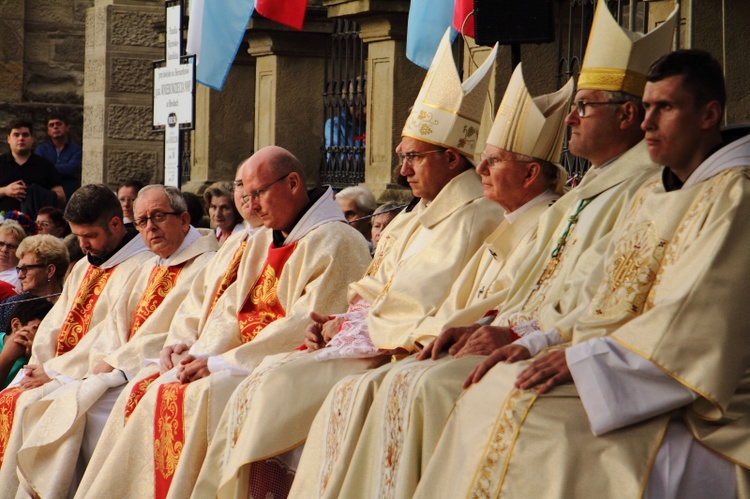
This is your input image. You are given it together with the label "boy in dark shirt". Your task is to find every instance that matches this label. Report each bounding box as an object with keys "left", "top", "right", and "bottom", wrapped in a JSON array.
[{"left": 0, "top": 299, "right": 54, "bottom": 388}]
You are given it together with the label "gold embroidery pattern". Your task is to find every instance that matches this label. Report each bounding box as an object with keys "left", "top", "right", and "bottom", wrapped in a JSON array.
[
  {"left": 644, "top": 168, "right": 744, "bottom": 311},
  {"left": 319, "top": 375, "right": 360, "bottom": 496},
  {"left": 378, "top": 367, "right": 422, "bottom": 499},
  {"left": 366, "top": 234, "right": 393, "bottom": 277},
  {"left": 55, "top": 266, "right": 115, "bottom": 356},
  {"left": 457, "top": 125, "right": 477, "bottom": 151},
  {"left": 129, "top": 265, "right": 183, "bottom": 339},
  {"left": 252, "top": 264, "right": 279, "bottom": 307},
  {"left": 0, "top": 386, "right": 22, "bottom": 466},
  {"left": 579, "top": 68, "right": 647, "bottom": 97},
  {"left": 372, "top": 259, "right": 407, "bottom": 306},
  {"left": 377, "top": 363, "right": 432, "bottom": 497},
  {"left": 154, "top": 382, "right": 187, "bottom": 496},
  {"left": 124, "top": 372, "right": 160, "bottom": 424},
  {"left": 506, "top": 236, "right": 577, "bottom": 328},
  {"left": 590, "top": 221, "right": 666, "bottom": 319},
  {"left": 227, "top": 353, "right": 301, "bottom": 449},
  {"left": 468, "top": 389, "right": 533, "bottom": 498},
  {"left": 408, "top": 110, "right": 439, "bottom": 137},
  {"left": 208, "top": 240, "right": 247, "bottom": 316},
  {"left": 237, "top": 260, "right": 287, "bottom": 343}
]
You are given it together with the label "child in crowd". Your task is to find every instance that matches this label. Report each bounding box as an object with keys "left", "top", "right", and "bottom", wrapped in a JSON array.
[{"left": 0, "top": 299, "right": 54, "bottom": 388}]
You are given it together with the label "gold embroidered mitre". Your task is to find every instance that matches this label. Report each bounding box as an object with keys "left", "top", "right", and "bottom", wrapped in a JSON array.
[
  {"left": 402, "top": 29, "right": 498, "bottom": 160},
  {"left": 487, "top": 64, "right": 574, "bottom": 194},
  {"left": 578, "top": 0, "right": 678, "bottom": 97}
]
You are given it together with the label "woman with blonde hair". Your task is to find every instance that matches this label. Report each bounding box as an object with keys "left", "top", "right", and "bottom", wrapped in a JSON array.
[
  {"left": 0, "top": 220, "right": 27, "bottom": 291},
  {"left": 0, "top": 234, "right": 69, "bottom": 331}
]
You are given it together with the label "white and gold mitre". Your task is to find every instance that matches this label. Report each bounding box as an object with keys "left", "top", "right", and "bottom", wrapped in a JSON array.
[
  {"left": 578, "top": 0, "right": 678, "bottom": 97},
  {"left": 402, "top": 29, "right": 498, "bottom": 159},
  {"left": 487, "top": 63, "right": 574, "bottom": 167}
]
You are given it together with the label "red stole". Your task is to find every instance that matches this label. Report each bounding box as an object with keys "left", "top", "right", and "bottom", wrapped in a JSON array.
[
  {"left": 152, "top": 242, "right": 295, "bottom": 498},
  {"left": 55, "top": 265, "right": 115, "bottom": 356},
  {"left": 1, "top": 265, "right": 117, "bottom": 464},
  {"left": 124, "top": 372, "right": 160, "bottom": 424},
  {"left": 154, "top": 381, "right": 188, "bottom": 498},
  {"left": 128, "top": 264, "right": 184, "bottom": 340},
  {"left": 237, "top": 242, "right": 296, "bottom": 343},
  {"left": 207, "top": 240, "right": 247, "bottom": 317},
  {"left": 0, "top": 386, "right": 21, "bottom": 465},
  {"left": 123, "top": 243, "right": 247, "bottom": 424}
]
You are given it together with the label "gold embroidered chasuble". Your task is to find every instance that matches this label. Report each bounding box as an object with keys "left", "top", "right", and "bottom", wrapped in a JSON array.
[
  {"left": 0, "top": 237, "right": 150, "bottom": 469},
  {"left": 0, "top": 263, "right": 119, "bottom": 467},
  {"left": 494, "top": 140, "right": 659, "bottom": 335},
  {"left": 408, "top": 197, "right": 557, "bottom": 346},
  {"left": 290, "top": 197, "right": 556, "bottom": 499},
  {"left": 194, "top": 170, "right": 504, "bottom": 499},
  {"left": 54, "top": 266, "right": 116, "bottom": 356},
  {"left": 10, "top": 232, "right": 218, "bottom": 498},
  {"left": 415, "top": 164, "right": 750, "bottom": 498},
  {"left": 296, "top": 141, "right": 661, "bottom": 499},
  {"left": 153, "top": 241, "right": 295, "bottom": 498},
  {"left": 363, "top": 169, "right": 503, "bottom": 351},
  {"left": 78, "top": 215, "right": 372, "bottom": 499}
]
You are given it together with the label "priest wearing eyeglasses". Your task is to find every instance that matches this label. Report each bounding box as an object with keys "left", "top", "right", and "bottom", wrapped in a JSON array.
[
  {"left": 77, "top": 146, "right": 372, "bottom": 499},
  {"left": 189, "top": 29, "right": 503, "bottom": 499},
  {"left": 5, "top": 185, "right": 219, "bottom": 497}
]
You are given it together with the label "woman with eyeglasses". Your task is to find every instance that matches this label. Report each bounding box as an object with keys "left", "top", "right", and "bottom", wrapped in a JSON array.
[
  {"left": 0, "top": 234, "right": 69, "bottom": 332},
  {"left": 0, "top": 220, "right": 27, "bottom": 292},
  {"left": 35, "top": 206, "right": 70, "bottom": 238}
]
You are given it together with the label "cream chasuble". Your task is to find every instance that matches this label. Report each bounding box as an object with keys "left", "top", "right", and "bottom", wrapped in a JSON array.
[
  {"left": 305, "top": 141, "right": 660, "bottom": 499},
  {"left": 12, "top": 230, "right": 218, "bottom": 499},
  {"left": 289, "top": 193, "right": 558, "bottom": 499},
  {"left": 77, "top": 191, "right": 371, "bottom": 499},
  {"left": 415, "top": 140, "right": 750, "bottom": 498},
  {"left": 192, "top": 169, "right": 503, "bottom": 499},
  {"left": 0, "top": 233, "right": 150, "bottom": 489}
]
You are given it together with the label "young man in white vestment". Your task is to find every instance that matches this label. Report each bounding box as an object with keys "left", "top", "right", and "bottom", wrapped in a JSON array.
[
  {"left": 8, "top": 185, "right": 220, "bottom": 497},
  {"left": 292, "top": 3, "right": 679, "bottom": 497},
  {"left": 76, "top": 146, "right": 372, "bottom": 498},
  {"left": 190, "top": 29, "right": 505, "bottom": 499},
  {"left": 287, "top": 62, "right": 574, "bottom": 499},
  {"left": 0, "top": 184, "right": 153, "bottom": 490},
  {"left": 415, "top": 49, "right": 750, "bottom": 499}
]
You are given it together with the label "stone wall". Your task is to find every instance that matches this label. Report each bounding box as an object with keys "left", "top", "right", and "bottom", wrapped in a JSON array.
[
  {"left": 0, "top": 0, "right": 92, "bottom": 153},
  {"left": 83, "top": 0, "right": 164, "bottom": 188}
]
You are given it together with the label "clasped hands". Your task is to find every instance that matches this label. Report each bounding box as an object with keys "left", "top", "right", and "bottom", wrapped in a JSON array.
[
  {"left": 418, "top": 323, "right": 572, "bottom": 394},
  {"left": 303, "top": 312, "right": 343, "bottom": 351},
  {"left": 157, "top": 343, "right": 209, "bottom": 383}
]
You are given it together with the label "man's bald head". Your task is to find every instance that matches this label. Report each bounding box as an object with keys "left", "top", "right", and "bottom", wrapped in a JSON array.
[
  {"left": 249, "top": 146, "right": 307, "bottom": 183},
  {"left": 242, "top": 146, "right": 309, "bottom": 233}
]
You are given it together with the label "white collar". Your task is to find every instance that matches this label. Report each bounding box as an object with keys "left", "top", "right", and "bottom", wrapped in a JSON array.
[{"left": 504, "top": 189, "right": 558, "bottom": 224}]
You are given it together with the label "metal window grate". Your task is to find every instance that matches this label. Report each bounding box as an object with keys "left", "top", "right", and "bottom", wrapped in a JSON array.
[{"left": 320, "top": 19, "right": 367, "bottom": 188}]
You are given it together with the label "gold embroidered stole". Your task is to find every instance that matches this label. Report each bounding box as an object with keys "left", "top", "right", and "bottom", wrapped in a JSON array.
[
  {"left": 124, "top": 372, "right": 160, "bottom": 424},
  {"left": 55, "top": 265, "right": 115, "bottom": 356},
  {"left": 207, "top": 240, "right": 247, "bottom": 317},
  {"left": 152, "top": 242, "right": 296, "bottom": 498},
  {"left": 0, "top": 386, "right": 21, "bottom": 465},
  {"left": 237, "top": 242, "right": 296, "bottom": 343},
  {"left": 123, "top": 242, "right": 246, "bottom": 425},
  {"left": 124, "top": 243, "right": 248, "bottom": 425},
  {"left": 154, "top": 381, "right": 187, "bottom": 499},
  {"left": 510, "top": 197, "right": 594, "bottom": 327},
  {"left": 128, "top": 264, "right": 185, "bottom": 340}
]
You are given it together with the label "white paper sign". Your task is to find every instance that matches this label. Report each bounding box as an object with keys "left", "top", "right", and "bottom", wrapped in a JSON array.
[{"left": 153, "top": 62, "right": 194, "bottom": 127}]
